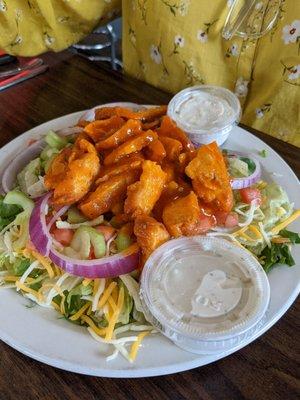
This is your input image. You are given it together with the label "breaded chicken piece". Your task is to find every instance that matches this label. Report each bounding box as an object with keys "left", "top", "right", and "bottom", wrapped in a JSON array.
[
  {"left": 79, "top": 170, "right": 140, "bottom": 219},
  {"left": 144, "top": 139, "right": 166, "bottom": 163},
  {"left": 84, "top": 116, "right": 125, "bottom": 142},
  {"left": 159, "top": 136, "right": 183, "bottom": 162},
  {"left": 103, "top": 130, "right": 158, "bottom": 165},
  {"left": 124, "top": 160, "right": 167, "bottom": 218},
  {"left": 95, "top": 153, "right": 144, "bottom": 184},
  {"left": 158, "top": 116, "right": 194, "bottom": 151},
  {"left": 162, "top": 191, "right": 215, "bottom": 237},
  {"left": 134, "top": 214, "right": 170, "bottom": 264},
  {"left": 96, "top": 119, "right": 142, "bottom": 150},
  {"left": 44, "top": 138, "right": 100, "bottom": 206},
  {"left": 95, "top": 105, "right": 167, "bottom": 122},
  {"left": 185, "top": 142, "right": 233, "bottom": 212}
]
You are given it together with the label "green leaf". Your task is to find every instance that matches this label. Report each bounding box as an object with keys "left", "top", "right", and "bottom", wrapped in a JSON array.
[
  {"left": 261, "top": 242, "right": 295, "bottom": 273},
  {"left": 279, "top": 229, "right": 300, "bottom": 244},
  {"left": 66, "top": 284, "right": 92, "bottom": 307},
  {"left": 258, "top": 149, "right": 267, "bottom": 158},
  {"left": 9, "top": 257, "right": 31, "bottom": 276},
  {"left": 240, "top": 157, "right": 256, "bottom": 174},
  {"left": 0, "top": 195, "right": 22, "bottom": 218}
]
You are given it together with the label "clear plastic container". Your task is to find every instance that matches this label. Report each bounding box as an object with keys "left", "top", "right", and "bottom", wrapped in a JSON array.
[
  {"left": 167, "top": 85, "right": 241, "bottom": 147},
  {"left": 140, "top": 236, "right": 270, "bottom": 354}
]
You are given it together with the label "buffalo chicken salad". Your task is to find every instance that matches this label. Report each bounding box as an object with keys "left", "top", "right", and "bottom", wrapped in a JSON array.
[{"left": 0, "top": 105, "right": 299, "bottom": 362}]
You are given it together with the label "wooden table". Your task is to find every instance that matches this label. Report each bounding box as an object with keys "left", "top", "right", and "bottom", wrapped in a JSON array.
[{"left": 0, "top": 53, "right": 299, "bottom": 400}]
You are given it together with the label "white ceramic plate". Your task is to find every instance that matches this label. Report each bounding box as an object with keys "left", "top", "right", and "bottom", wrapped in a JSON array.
[{"left": 0, "top": 104, "right": 299, "bottom": 378}]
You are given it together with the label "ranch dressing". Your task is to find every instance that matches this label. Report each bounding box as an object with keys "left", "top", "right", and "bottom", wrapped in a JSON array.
[
  {"left": 174, "top": 91, "right": 235, "bottom": 132},
  {"left": 140, "top": 237, "right": 270, "bottom": 354},
  {"left": 167, "top": 85, "right": 241, "bottom": 146}
]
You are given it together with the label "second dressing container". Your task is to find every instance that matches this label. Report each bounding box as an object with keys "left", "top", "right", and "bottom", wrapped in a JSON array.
[{"left": 140, "top": 236, "right": 270, "bottom": 355}]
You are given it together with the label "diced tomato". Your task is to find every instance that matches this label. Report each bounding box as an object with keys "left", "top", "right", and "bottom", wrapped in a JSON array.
[
  {"left": 95, "top": 225, "right": 116, "bottom": 241},
  {"left": 198, "top": 212, "right": 216, "bottom": 233},
  {"left": 52, "top": 228, "right": 74, "bottom": 246},
  {"left": 224, "top": 212, "right": 239, "bottom": 228},
  {"left": 89, "top": 248, "right": 96, "bottom": 260},
  {"left": 214, "top": 211, "right": 239, "bottom": 228},
  {"left": 214, "top": 211, "right": 228, "bottom": 226},
  {"left": 240, "top": 188, "right": 262, "bottom": 205}
]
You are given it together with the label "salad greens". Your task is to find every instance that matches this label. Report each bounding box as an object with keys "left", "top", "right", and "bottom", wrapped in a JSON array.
[
  {"left": 0, "top": 195, "right": 22, "bottom": 231},
  {"left": 261, "top": 229, "right": 300, "bottom": 272},
  {"left": 259, "top": 149, "right": 268, "bottom": 158},
  {"left": 280, "top": 229, "right": 300, "bottom": 244},
  {"left": 261, "top": 242, "right": 296, "bottom": 273},
  {"left": 261, "top": 183, "right": 293, "bottom": 229},
  {"left": 0, "top": 127, "right": 299, "bottom": 363}
]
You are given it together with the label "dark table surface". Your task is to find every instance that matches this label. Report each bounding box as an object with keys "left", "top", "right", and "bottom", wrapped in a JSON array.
[{"left": 0, "top": 53, "right": 299, "bottom": 400}]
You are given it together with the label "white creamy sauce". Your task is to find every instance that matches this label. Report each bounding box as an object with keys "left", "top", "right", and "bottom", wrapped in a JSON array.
[
  {"left": 191, "top": 269, "right": 242, "bottom": 318},
  {"left": 174, "top": 92, "right": 234, "bottom": 131}
]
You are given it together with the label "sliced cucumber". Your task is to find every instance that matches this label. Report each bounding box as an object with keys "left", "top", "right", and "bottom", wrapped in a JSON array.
[
  {"left": 115, "top": 232, "right": 132, "bottom": 252},
  {"left": 67, "top": 207, "right": 87, "bottom": 224},
  {"left": 40, "top": 145, "right": 60, "bottom": 161},
  {"left": 45, "top": 130, "right": 68, "bottom": 150},
  {"left": 85, "top": 227, "right": 106, "bottom": 258},
  {"left": 68, "top": 226, "right": 106, "bottom": 259},
  {"left": 70, "top": 226, "right": 91, "bottom": 259}
]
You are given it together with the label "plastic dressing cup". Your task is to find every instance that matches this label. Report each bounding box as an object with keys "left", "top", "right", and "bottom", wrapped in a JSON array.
[
  {"left": 167, "top": 85, "right": 241, "bottom": 147},
  {"left": 140, "top": 236, "right": 270, "bottom": 355}
]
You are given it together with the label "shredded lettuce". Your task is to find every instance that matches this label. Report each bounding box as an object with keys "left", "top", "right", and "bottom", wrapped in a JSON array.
[
  {"left": 45, "top": 130, "right": 68, "bottom": 150},
  {"left": 261, "top": 183, "right": 293, "bottom": 229},
  {"left": 228, "top": 157, "right": 249, "bottom": 178},
  {"left": 17, "top": 158, "right": 43, "bottom": 197},
  {"left": 117, "top": 280, "right": 133, "bottom": 325}
]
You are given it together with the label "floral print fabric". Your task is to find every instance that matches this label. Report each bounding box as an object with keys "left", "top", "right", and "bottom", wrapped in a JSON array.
[
  {"left": 123, "top": 0, "right": 300, "bottom": 147},
  {"left": 0, "top": 0, "right": 299, "bottom": 147}
]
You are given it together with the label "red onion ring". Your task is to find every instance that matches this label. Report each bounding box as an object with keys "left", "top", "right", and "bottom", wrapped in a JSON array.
[
  {"left": 227, "top": 152, "right": 262, "bottom": 190},
  {"left": 49, "top": 245, "right": 139, "bottom": 278},
  {"left": 29, "top": 192, "right": 53, "bottom": 256},
  {"left": 29, "top": 192, "right": 140, "bottom": 278}
]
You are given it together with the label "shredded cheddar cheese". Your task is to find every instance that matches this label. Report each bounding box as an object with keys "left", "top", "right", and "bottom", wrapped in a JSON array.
[
  {"left": 28, "top": 250, "right": 55, "bottom": 278},
  {"left": 105, "top": 287, "right": 124, "bottom": 341},
  {"left": 15, "top": 282, "right": 39, "bottom": 299},
  {"left": 70, "top": 302, "right": 90, "bottom": 321},
  {"left": 270, "top": 210, "right": 300, "bottom": 235},
  {"left": 98, "top": 281, "right": 117, "bottom": 309},
  {"left": 81, "top": 315, "right": 107, "bottom": 336},
  {"left": 82, "top": 278, "right": 92, "bottom": 287},
  {"left": 129, "top": 331, "right": 150, "bottom": 362},
  {"left": 107, "top": 296, "right": 118, "bottom": 313},
  {"left": 248, "top": 225, "right": 262, "bottom": 239}
]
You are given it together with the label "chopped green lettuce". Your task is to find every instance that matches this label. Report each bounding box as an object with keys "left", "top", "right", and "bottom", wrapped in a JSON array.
[
  {"left": 261, "top": 243, "right": 295, "bottom": 273},
  {"left": 10, "top": 257, "right": 31, "bottom": 276},
  {"left": 261, "top": 183, "right": 293, "bottom": 229},
  {"left": 117, "top": 280, "right": 133, "bottom": 325},
  {"left": 279, "top": 229, "right": 300, "bottom": 244},
  {"left": 228, "top": 157, "right": 249, "bottom": 178},
  {"left": 45, "top": 130, "right": 68, "bottom": 150},
  {"left": 0, "top": 195, "right": 22, "bottom": 231}
]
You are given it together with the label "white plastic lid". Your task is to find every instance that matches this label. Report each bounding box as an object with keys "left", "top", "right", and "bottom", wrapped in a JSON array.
[
  {"left": 140, "top": 236, "right": 270, "bottom": 354},
  {"left": 167, "top": 85, "right": 241, "bottom": 146}
]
